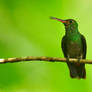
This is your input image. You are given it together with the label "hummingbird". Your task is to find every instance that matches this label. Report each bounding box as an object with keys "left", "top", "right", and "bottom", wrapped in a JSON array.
[{"left": 51, "top": 17, "right": 87, "bottom": 79}]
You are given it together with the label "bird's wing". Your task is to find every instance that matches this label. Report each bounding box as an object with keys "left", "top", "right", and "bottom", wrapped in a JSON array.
[
  {"left": 81, "top": 34, "right": 87, "bottom": 59},
  {"left": 61, "top": 36, "right": 67, "bottom": 57}
]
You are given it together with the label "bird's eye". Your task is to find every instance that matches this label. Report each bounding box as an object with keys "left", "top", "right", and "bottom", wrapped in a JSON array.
[{"left": 69, "top": 20, "right": 72, "bottom": 23}]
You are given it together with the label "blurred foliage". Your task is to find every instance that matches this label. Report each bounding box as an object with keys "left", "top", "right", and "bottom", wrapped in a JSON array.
[{"left": 0, "top": 0, "right": 92, "bottom": 92}]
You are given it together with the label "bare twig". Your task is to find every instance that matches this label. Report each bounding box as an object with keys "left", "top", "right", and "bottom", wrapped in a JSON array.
[{"left": 0, "top": 56, "right": 91, "bottom": 64}]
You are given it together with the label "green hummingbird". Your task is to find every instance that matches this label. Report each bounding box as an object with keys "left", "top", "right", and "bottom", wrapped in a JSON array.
[{"left": 51, "top": 17, "right": 87, "bottom": 79}]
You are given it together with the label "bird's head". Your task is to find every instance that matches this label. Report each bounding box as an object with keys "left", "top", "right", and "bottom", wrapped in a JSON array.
[{"left": 50, "top": 17, "right": 78, "bottom": 32}]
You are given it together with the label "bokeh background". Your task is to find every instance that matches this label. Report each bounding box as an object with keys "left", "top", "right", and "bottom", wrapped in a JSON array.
[{"left": 0, "top": 0, "right": 92, "bottom": 92}]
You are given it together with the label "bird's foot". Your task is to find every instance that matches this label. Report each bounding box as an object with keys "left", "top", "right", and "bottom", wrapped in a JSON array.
[
  {"left": 77, "top": 55, "right": 82, "bottom": 63},
  {"left": 76, "top": 56, "right": 82, "bottom": 65},
  {"left": 66, "top": 55, "right": 70, "bottom": 61},
  {"left": 77, "top": 58, "right": 81, "bottom": 63}
]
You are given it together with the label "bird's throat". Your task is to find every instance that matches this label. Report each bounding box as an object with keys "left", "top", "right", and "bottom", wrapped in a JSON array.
[{"left": 66, "top": 32, "right": 81, "bottom": 42}]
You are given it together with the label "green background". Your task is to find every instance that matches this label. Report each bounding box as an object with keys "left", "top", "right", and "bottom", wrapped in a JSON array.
[{"left": 0, "top": 0, "right": 92, "bottom": 92}]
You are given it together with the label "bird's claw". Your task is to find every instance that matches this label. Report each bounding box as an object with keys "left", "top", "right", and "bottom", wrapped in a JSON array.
[{"left": 77, "top": 55, "right": 82, "bottom": 63}]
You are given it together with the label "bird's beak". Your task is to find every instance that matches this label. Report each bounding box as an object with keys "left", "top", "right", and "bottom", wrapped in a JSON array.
[{"left": 50, "top": 17, "right": 66, "bottom": 23}]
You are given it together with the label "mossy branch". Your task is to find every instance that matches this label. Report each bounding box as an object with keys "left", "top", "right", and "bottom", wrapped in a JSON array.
[{"left": 0, "top": 56, "right": 91, "bottom": 64}]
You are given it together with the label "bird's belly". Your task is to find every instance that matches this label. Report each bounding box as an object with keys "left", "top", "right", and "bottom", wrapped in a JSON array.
[{"left": 67, "top": 42, "right": 82, "bottom": 58}]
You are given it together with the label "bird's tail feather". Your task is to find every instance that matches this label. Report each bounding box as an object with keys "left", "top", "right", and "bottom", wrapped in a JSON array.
[{"left": 67, "top": 62, "right": 86, "bottom": 79}]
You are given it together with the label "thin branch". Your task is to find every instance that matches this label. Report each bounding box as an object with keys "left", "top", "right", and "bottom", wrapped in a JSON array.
[{"left": 0, "top": 56, "right": 91, "bottom": 64}]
